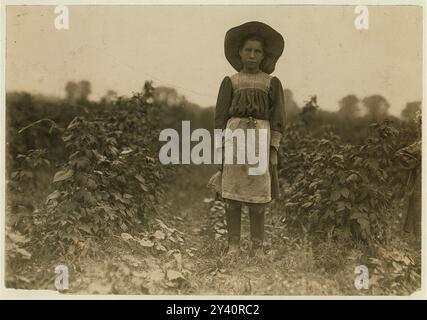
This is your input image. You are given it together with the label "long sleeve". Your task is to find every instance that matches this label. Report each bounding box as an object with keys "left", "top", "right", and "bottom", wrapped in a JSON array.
[
  {"left": 214, "top": 76, "right": 233, "bottom": 130},
  {"left": 268, "top": 77, "right": 286, "bottom": 151}
]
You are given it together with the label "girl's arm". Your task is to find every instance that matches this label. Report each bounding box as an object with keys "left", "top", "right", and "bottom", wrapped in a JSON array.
[
  {"left": 214, "top": 76, "right": 233, "bottom": 168},
  {"left": 214, "top": 76, "right": 233, "bottom": 130},
  {"left": 269, "top": 77, "right": 286, "bottom": 153}
]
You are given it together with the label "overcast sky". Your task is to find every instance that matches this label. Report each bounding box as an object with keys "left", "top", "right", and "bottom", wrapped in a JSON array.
[{"left": 6, "top": 5, "right": 423, "bottom": 116}]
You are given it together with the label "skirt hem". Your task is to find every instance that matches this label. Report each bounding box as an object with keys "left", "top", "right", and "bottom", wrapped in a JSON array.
[{"left": 222, "top": 192, "right": 271, "bottom": 204}]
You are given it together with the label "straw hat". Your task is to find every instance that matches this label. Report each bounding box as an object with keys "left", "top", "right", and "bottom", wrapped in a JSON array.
[{"left": 224, "top": 21, "right": 285, "bottom": 74}]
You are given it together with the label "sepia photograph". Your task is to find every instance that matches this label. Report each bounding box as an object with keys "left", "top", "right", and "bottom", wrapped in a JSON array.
[{"left": 1, "top": 1, "right": 424, "bottom": 298}]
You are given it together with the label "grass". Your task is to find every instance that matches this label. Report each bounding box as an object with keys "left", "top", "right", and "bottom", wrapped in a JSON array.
[{"left": 5, "top": 164, "right": 421, "bottom": 296}]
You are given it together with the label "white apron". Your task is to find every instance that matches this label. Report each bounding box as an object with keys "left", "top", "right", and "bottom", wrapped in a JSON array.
[{"left": 221, "top": 116, "right": 272, "bottom": 203}]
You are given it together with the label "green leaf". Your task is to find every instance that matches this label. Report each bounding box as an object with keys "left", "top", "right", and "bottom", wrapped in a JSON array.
[
  {"left": 22, "top": 171, "right": 34, "bottom": 179},
  {"left": 302, "top": 202, "right": 313, "bottom": 209},
  {"left": 148, "top": 269, "right": 164, "bottom": 282},
  {"left": 155, "top": 243, "right": 167, "bottom": 252},
  {"left": 167, "top": 270, "right": 184, "bottom": 281},
  {"left": 146, "top": 156, "right": 156, "bottom": 163},
  {"left": 349, "top": 211, "right": 362, "bottom": 220},
  {"left": 336, "top": 201, "right": 347, "bottom": 212},
  {"left": 67, "top": 117, "right": 81, "bottom": 130},
  {"left": 53, "top": 169, "right": 74, "bottom": 182},
  {"left": 69, "top": 152, "right": 80, "bottom": 161},
  {"left": 357, "top": 217, "right": 370, "bottom": 230},
  {"left": 135, "top": 174, "right": 145, "bottom": 184},
  {"left": 73, "top": 157, "right": 90, "bottom": 169},
  {"left": 153, "top": 230, "right": 166, "bottom": 240},
  {"left": 7, "top": 231, "right": 30, "bottom": 244},
  {"left": 340, "top": 187, "right": 350, "bottom": 198},
  {"left": 330, "top": 190, "right": 341, "bottom": 201},
  {"left": 83, "top": 191, "right": 96, "bottom": 205},
  {"left": 15, "top": 247, "right": 32, "bottom": 259},
  {"left": 62, "top": 134, "right": 73, "bottom": 142},
  {"left": 346, "top": 173, "right": 359, "bottom": 183},
  {"left": 322, "top": 209, "right": 334, "bottom": 219},
  {"left": 121, "top": 233, "right": 133, "bottom": 241},
  {"left": 46, "top": 190, "right": 61, "bottom": 203},
  {"left": 331, "top": 154, "right": 344, "bottom": 161},
  {"left": 79, "top": 225, "right": 92, "bottom": 235},
  {"left": 402, "top": 256, "right": 412, "bottom": 266},
  {"left": 86, "top": 178, "right": 98, "bottom": 190},
  {"left": 120, "top": 148, "right": 133, "bottom": 155},
  {"left": 139, "top": 238, "right": 154, "bottom": 247}
]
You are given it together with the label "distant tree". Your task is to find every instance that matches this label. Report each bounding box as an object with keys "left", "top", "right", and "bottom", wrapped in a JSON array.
[
  {"left": 362, "top": 95, "right": 390, "bottom": 122},
  {"left": 338, "top": 95, "right": 360, "bottom": 119},
  {"left": 284, "top": 89, "right": 300, "bottom": 118},
  {"left": 100, "top": 90, "right": 118, "bottom": 104},
  {"left": 6, "top": 91, "right": 34, "bottom": 109},
  {"left": 401, "top": 101, "right": 421, "bottom": 122},
  {"left": 65, "top": 80, "right": 92, "bottom": 103},
  {"left": 300, "top": 95, "right": 319, "bottom": 126},
  {"left": 65, "top": 81, "right": 78, "bottom": 102},
  {"left": 78, "top": 80, "right": 91, "bottom": 103},
  {"left": 153, "top": 86, "right": 185, "bottom": 107},
  {"left": 6, "top": 92, "right": 35, "bottom": 128}
]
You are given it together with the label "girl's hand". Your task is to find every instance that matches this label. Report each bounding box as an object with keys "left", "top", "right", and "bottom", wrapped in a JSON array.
[{"left": 270, "top": 146, "right": 278, "bottom": 165}]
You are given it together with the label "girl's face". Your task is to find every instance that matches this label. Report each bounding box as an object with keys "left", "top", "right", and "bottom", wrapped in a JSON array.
[{"left": 239, "top": 39, "right": 264, "bottom": 72}]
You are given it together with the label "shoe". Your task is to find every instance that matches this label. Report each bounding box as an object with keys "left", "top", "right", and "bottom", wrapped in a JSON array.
[
  {"left": 249, "top": 240, "right": 264, "bottom": 258},
  {"left": 220, "top": 242, "right": 240, "bottom": 265},
  {"left": 226, "top": 242, "right": 241, "bottom": 256}
]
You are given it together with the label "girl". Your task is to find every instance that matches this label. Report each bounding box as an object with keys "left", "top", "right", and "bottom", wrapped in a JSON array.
[{"left": 213, "top": 21, "right": 286, "bottom": 257}]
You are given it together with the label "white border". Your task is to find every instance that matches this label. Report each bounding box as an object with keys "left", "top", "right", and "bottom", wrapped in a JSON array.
[{"left": 0, "top": 0, "right": 425, "bottom": 300}]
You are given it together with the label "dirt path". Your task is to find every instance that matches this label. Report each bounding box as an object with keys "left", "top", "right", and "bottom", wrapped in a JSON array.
[{"left": 168, "top": 165, "right": 344, "bottom": 295}]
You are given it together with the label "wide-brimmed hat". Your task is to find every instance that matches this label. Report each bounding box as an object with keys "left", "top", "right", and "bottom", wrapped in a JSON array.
[{"left": 224, "top": 21, "right": 285, "bottom": 74}]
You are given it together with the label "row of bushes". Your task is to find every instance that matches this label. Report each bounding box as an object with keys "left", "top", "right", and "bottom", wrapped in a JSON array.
[
  {"left": 278, "top": 108, "right": 417, "bottom": 244},
  {"left": 6, "top": 84, "right": 181, "bottom": 261}
]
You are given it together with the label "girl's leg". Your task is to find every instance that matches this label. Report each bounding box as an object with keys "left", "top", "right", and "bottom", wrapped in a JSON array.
[
  {"left": 224, "top": 198, "right": 242, "bottom": 252},
  {"left": 248, "top": 203, "right": 267, "bottom": 255}
]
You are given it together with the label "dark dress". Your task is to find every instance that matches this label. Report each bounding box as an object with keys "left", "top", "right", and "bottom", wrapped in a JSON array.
[{"left": 213, "top": 71, "right": 286, "bottom": 202}]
